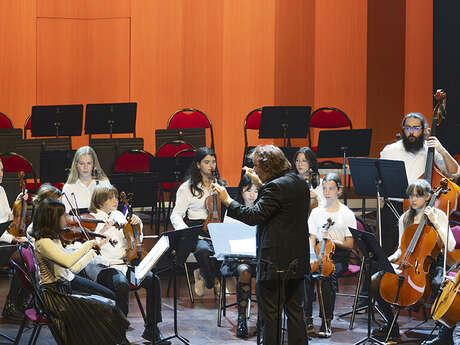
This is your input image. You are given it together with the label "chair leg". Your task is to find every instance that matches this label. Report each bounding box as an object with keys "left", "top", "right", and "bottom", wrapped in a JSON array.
[
  {"left": 13, "top": 316, "right": 28, "bottom": 344},
  {"left": 134, "top": 290, "right": 147, "bottom": 323},
  {"left": 217, "top": 276, "right": 224, "bottom": 327},
  {"left": 184, "top": 263, "right": 194, "bottom": 304},
  {"left": 28, "top": 325, "right": 41, "bottom": 345}
]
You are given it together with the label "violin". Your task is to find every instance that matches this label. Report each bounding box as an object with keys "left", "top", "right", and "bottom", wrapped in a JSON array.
[
  {"left": 8, "top": 172, "right": 27, "bottom": 237},
  {"left": 120, "top": 192, "right": 146, "bottom": 265},
  {"left": 203, "top": 170, "right": 222, "bottom": 231},
  {"left": 305, "top": 168, "right": 319, "bottom": 214},
  {"left": 60, "top": 227, "right": 118, "bottom": 248},
  {"left": 431, "top": 265, "right": 460, "bottom": 328},
  {"left": 66, "top": 213, "right": 106, "bottom": 231},
  {"left": 310, "top": 218, "right": 336, "bottom": 277},
  {"left": 379, "top": 180, "right": 449, "bottom": 307}
]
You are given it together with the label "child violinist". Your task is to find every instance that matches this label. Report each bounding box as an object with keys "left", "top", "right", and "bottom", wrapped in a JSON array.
[
  {"left": 87, "top": 184, "right": 170, "bottom": 345},
  {"left": 32, "top": 198, "right": 129, "bottom": 345},
  {"left": 306, "top": 172, "right": 355, "bottom": 338},
  {"left": 371, "top": 179, "right": 455, "bottom": 343}
]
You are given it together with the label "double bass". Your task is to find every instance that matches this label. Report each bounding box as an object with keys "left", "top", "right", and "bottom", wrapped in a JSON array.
[{"left": 379, "top": 180, "right": 449, "bottom": 307}]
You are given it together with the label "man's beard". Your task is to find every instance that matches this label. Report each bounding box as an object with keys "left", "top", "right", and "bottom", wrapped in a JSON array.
[{"left": 402, "top": 132, "right": 425, "bottom": 153}]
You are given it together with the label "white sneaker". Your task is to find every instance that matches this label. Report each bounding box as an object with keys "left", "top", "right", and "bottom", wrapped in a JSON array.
[{"left": 193, "top": 269, "right": 205, "bottom": 296}]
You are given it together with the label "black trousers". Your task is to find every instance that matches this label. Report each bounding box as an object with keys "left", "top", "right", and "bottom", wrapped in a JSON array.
[
  {"left": 70, "top": 275, "right": 116, "bottom": 301},
  {"left": 259, "top": 278, "right": 308, "bottom": 345},
  {"left": 96, "top": 268, "right": 162, "bottom": 327}
]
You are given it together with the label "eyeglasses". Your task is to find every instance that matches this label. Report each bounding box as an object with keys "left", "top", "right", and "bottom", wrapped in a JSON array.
[{"left": 402, "top": 126, "right": 422, "bottom": 133}]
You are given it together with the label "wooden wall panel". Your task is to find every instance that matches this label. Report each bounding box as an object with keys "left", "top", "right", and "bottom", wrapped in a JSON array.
[
  {"left": 313, "top": 0, "right": 368, "bottom": 149},
  {"left": 366, "top": 0, "right": 406, "bottom": 156},
  {"left": 37, "top": 0, "right": 130, "bottom": 18},
  {"left": 0, "top": 1, "right": 36, "bottom": 131},
  {"left": 222, "top": 0, "right": 276, "bottom": 184},
  {"left": 404, "top": 0, "right": 432, "bottom": 118}
]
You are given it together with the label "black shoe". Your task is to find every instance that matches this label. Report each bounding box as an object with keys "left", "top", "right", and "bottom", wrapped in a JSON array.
[
  {"left": 236, "top": 316, "right": 248, "bottom": 339},
  {"left": 2, "top": 303, "right": 24, "bottom": 322},
  {"left": 371, "top": 323, "right": 400, "bottom": 342},
  {"left": 306, "top": 317, "right": 315, "bottom": 336},
  {"left": 141, "top": 326, "right": 171, "bottom": 345},
  {"left": 355, "top": 297, "right": 368, "bottom": 314},
  {"left": 421, "top": 325, "right": 454, "bottom": 345}
]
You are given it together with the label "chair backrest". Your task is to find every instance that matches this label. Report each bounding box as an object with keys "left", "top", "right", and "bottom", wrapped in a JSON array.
[
  {"left": 0, "top": 112, "right": 13, "bottom": 128},
  {"left": 167, "top": 108, "right": 214, "bottom": 148},
  {"left": 156, "top": 140, "right": 195, "bottom": 158},
  {"left": 113, "top": 149, "right": 154, "bottom": 173},
  {"left": 12, "top": 244, "right": 38, "bottom": 296},
  {"left": 24, "top": 114, "right": 32, "bottom": 139},
  {"left": 243, "top": 108, "right": 262, "bottom": 148},
  {"left": 308, "top": 107, "right": 352, "bottom": 147}
]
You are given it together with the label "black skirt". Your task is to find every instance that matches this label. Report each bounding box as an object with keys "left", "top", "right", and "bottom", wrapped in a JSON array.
[{"left": 40, "top": 280, "right": 129, "bottom": 345}]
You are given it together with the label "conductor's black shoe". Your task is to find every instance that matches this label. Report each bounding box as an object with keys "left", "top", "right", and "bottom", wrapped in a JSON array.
[
  {"left": 371, "top": 323, "right": 400, "bottom": 342},
  {"left": 141, "top": 326, "right": 171, "bottom": 345},
  {"left": 236, "top": 316, "right": 248, "bottom": 339},
  {"left": 421, "top": 325, "right": 454, "bottom": 345}
]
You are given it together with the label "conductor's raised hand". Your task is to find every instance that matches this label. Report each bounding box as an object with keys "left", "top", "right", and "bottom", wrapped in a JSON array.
[
  {"left": 211, "top": 183, "right": 233, "bottom": 206},
  {"left": 242, "top": 167, "right": 262, "bottom": 187}
]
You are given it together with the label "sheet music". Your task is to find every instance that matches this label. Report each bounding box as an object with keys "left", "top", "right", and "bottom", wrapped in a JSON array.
[
  {"left": 229, "top": 238, "right": 256, "bottom": 256},
  {"left": 134, "top": 235, "right": 170, "bottom": 281}
]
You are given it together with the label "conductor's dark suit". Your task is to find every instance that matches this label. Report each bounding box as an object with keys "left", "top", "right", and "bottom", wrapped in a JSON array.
[{"left": 227, "top": 172, "right": 309, "bottom": 345}]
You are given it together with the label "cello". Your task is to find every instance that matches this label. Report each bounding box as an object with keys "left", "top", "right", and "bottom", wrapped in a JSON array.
[
  {"left": 379, "top": 180, "right": 449, "bottom": 307},
  {"left": 431, "top": 265, "right": 460, "bottom": 328},
  {"left": 8, "top": 172, "right": 27, "bottom": 237}
]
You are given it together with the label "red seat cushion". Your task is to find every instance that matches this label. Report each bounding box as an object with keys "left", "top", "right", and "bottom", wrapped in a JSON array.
[
  {"left": 246, "top": 110, "right": 262, "bottom": 130},
  {"left": 342, "top": 264, "right": 361, "bottom": 276},
  {"left": 451, "top": 226, "right": 460, "bottom": 250},
  {"left": 0, "top": 113, "right": 13, "bottom": 128},
  {"left": 168, "top": 110, "right": 210, "bottom": 129},
  {"left": 114, "top": 151, "right": 152, "bottom": 173},
  {"left": 310, "top": 108, "right": 351, "bottom": 128}
]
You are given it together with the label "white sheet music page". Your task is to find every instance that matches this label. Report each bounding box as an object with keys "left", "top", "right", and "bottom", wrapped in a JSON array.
[
  {"left": 229, "top": 238, "right": 256, "bottom": 256},
  {"left": 135, "top": 235, "right": 170, "bottom": 281}
]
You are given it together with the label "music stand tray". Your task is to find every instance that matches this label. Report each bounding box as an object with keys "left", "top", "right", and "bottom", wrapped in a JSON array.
[
  {"left": 31, "top": 105, "right": 83, "bottom": 137},
  {"left": 259, "top": 106, "right": 311, "bottom": 146},
  {"left": 316, "top": 129, "right": 372, "bottom": 158},
  {"left": 40, "top": 150, "right": 75, "bottom": 183},
  {"left": 85, "top": 103, "right": 137, "bottom": 137},
  {"left": 207, "top": 223, "right": 256, "bottom": 259}
]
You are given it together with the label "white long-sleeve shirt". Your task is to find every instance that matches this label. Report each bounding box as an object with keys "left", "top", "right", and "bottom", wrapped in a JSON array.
[
  {"left": 62, "top": 179, "right": 111, "bottom": 212},
  {"left": 35, "top": 238, "right": 96, "bottom": 284},
  {"left": 0, "top": 186, "right": 14, "bottom": 243},
  {"left": 90, "top": 209, "right": 143, "bottom": 276},
  {"left": 170, "top": 180, "right": 212, "bottom": 230}
]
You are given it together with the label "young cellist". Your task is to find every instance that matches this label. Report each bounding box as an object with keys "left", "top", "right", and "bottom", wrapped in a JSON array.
[
  {"left": 371, "top": 179, "right": 455, "bottom": 342},
  {"left": 170, "top": 147, "right": 226, "bottom": 296},
  {"left": 306, "top": 172, "right": 356, "bottom": 337}
]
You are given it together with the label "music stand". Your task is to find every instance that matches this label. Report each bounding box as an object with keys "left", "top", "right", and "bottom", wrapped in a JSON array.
[
  {"left": 155, "top": 128, "right": 204, "bottom": 151},
  {"left": 85, "top": 103, "right": 137, "bottom": 139},
  {"left": 40, "top": 150, "right": 75, "bottom": 183},
  {"left": 349, "top": 227, "right": 394, "bottom": 345},
  {"left": 31, "top": 105, "right": 83, "bottom": 138},
  {"left": 259, "top": 106, "right": 310, "bottom": 147},
  {"left": 317, "top": 129, "right": 372, "bottom": 205},
  {"left": 349, "top": 158, "right": 408, "bottom": 247},
  {"left": 155, "top": 226, "right": 202, "bottom": 345}
]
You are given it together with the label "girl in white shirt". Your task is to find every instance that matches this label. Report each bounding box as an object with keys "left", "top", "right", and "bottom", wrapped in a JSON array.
[
  {"left": 306, "top": 172, "right": 356, "bottom": 338},
  {"left": 62, "top": 146, "right": 110, "bottom": 213},
  {"left": 32, "top": 198, "right": 129, "bottom": 345},
  {"left": 293, "top": 147, "right": 325, "bottom": 210},
  {"left": 222, "top": 173, "right": 258, "bottom": 339}
]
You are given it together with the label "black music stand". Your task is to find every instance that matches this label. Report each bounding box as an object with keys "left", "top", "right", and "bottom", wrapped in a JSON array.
[
  {"left": 259, "top": 106, "right": 310, "bottom": 147},
  {"left": 349, "top": 158, "right": 408, "bottom": 249},
  {"left": 349, "top": 227, "right": 394, "bottom": 345},
  {"left": 40, "top": 150, "right": 75, "bottom": 183},
  {"left": 317, "top": 129, "right": 372, "bottom": 205},
  {"left": 85, "top": 103, "right": 137, "bottom": 139},
  {"left": 155, "top": 226, "right": 202, "bottom": 345},
  {"left": 155, "top": 128, "right": 204, "bottom": 151},
  {"left": 31, "top": 105, "right": 83, "bottom": 138}
]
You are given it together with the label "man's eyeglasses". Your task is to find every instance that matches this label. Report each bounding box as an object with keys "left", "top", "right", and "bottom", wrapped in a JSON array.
[{"left": 402, "top": 126, "right": 422, "bottom": 133}]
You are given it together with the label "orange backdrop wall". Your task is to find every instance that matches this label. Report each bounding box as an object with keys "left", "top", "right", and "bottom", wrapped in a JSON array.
[{"left": 0, "top": 0, "right": 433, "bottom": 186}]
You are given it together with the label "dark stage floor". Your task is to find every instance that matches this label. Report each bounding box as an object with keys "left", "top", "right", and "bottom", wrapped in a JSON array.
[{"left": 0, "top": 271, "right": 457, "bottom": 345}]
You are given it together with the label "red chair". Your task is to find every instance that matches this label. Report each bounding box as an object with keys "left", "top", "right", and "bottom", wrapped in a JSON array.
[
  {"left": 242, "top": 108, "right": 262, "bottom": 167},
  {"left": 23, "top": 114, "right": 32, "bottom": 139},
  {"left": 0, "top": 152, "right": 37, "bottom": 196},
  {"left": 0, "top": 112, "right": 13, "bottom": 128},
  {"left": 308, "top": 107, "right": 352, "bottom": 152},
  {"left": 167, "top": 108, "right": 215, "bottom": 149},
  {"left": 113, "top": 149, "right": 154, "bottom": 173}
]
